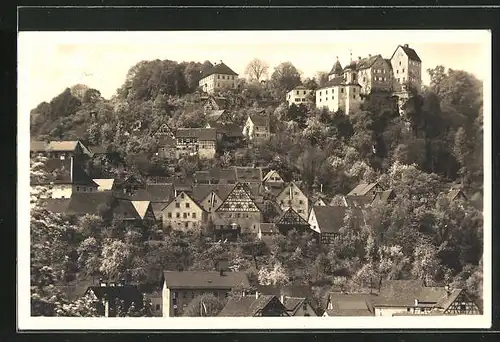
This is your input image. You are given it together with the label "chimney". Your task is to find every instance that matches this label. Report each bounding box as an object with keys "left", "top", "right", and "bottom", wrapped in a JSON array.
[
  {"left": 404, "top": 44, "right": 409, "bottom": 48},
  {"left": 280, "top": 294, "right": 285, "bottom": 304},
  {"left": 414, "top": 298, "right": 418, "bottom": 306},
  {"left": 255, "top": 291, "right": 259, "bottom": 299},
  {"left": 104, "top": 298, "right": 110, "bottom": 317}
]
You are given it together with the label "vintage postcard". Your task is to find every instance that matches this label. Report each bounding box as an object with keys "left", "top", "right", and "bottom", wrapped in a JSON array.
[{"left": 18, "top": 29, "right": 491, "bottom": 330}]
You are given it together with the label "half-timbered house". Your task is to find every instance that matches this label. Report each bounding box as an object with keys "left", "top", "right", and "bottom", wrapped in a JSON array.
[
  {"left": 275, "top": 182, "right": 309, "bottom": 221},
  {"left": 274, "top": 207, "right": 311, "bottom": 236}
]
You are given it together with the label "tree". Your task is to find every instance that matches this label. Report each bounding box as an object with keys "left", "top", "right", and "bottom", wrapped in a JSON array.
[
  {"left": 99, "top": 239, "right": 133, "bottom": 280},
  {"left": 270, "top": 62, "right": 302, "bottom": 94},
  {"left": 245, "top": 58, "right": 270, "bottom": 81},
  {"left": 258, "top": 262, "right": 290, "bottom": 286}
]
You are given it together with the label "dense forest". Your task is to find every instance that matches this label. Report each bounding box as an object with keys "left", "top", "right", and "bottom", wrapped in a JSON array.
[{"left": 30, "top": 58, "right": 484, "bottom": 316}]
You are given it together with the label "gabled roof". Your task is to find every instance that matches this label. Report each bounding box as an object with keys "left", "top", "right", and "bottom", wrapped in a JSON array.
[
  {"left": 45, "top": 140, "right": 80, "bottom": 152},
  {"left": 163, "top": 270, "right": 250, "bottom": 290},
  {"left": 216, "top": 183, "right": 261, "bottom": 213},
  {"left": 248, "top": 114, "right": 270, "bottom": 127},
  {"left": 88, "top": 145, "right": 107, "bottom": 155},
  {"left": 31, "top": 140, "right": 48, "bottom": 152},
  {"left": 218, "top": 295, "right": 281, "bottom": 317},
  {"left": 391, "top": 44, "right": 422, "bottom": 62},
  {"left": 372, "top": 189, "right": 396, "bottom": 203},
  {"left": 112, "top": 198, "right": 143, "bottom": 220},
  {"left": 329, "top": 59, "right": 343, "bottom": 75},
  {"left": 355, "top": 54, "right": 383, "bottom": 70},
  {"left": 191, "top": 184, "right": 235, "bottom": 203},
  {"left": 217, "top": 123, "right": 244, "bottom": 138},
  {"left": 235, "top": 166, "right": 263, "bottom": 183},
  {"left": 206, "top": 109, "right": 226, "bottom": 122},
  {"left": 374, "top": 280, "right": 463, "bottom": 309},
  {"left": 347, "top": 182, "right": 382, "bottom": 196},
  {"left": 86, "top": 285, "right": 143, "bottom": 305},
  {"left": 275, "top": 207, "right": 310, "bottom": 226},
  {"left": 201, "top": 61, "right": 239, "bottom": 78},
  {"left": 131, "top": 200, "right": 152, "bottom": 219},
  {"left": 310, "top": 206, "right": 364, "bottom": 233},
  {"left": 256, "top": 285, "right": 320, "bottom": 313},
  {"left": 384, "top": 58, "right": 393, "bottom": 70},
  {"left": 276, "top": 182, "right": 307, "bottom": 200},
  {"left": 281, "top": 297, "right": 307, "bottom": 314},
  {"left": 42, "top": 191, "right": 115, "bottom": 215},
  {"left": 93, "top": 179, "right": 115, "bottom": 190},
  {"left": 316, "top": 76, "right": 348, "bottom": 90},
  {"left": 175, "top": 128, "right": 217, "bottom": 141},
  {"left": 448, "top": 189, "right": 468, "bottom": 201},
  {"left": 133, "top": 183, "right": 174, "bottom": 202},
  {"left": 325, "top": 292, "right": 377, "bottom": 316}
]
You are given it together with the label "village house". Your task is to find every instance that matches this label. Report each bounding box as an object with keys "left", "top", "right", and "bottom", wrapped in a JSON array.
[
  {"left": 161, "top": 191, "right": 207, "bottom": 233},
  {"left": 262, "top": 170, "right": 285, "bottom": 189},
  {"left": 286, "top": 85, "right": 313, "bottom": 106},
  {"left": 199, "top": 61, "right": 239, "bottom": 94},
  {"left": 255, "top": 285, "right": 320, "bottom": 317},
  {"left": 84, "top": 280, "right": 144, "bottom": 317},
  {"left": 162, "top": 269, "right": 250, "bottom": 317},
  {"left": 127, "top": 183, "right": 175, "bottom": 220},
  {"left": 191, "top": 183, "right": 234, "bottom": 220},
  {"left": 202, "top": 95, "right": 228, "bottom": 112},
  {"left": 218, "top": 294, "right": 289, "bottom": 317},
  {"left": 323, "top": 292, "right": 377, "bottom": 317},
  {"left": 242, "top": 113, "right": 271, "bottom": 141},
  {"left": 345, "top": 182, "right": 386, "bottom": 208},
  {"left": 372, "top": 189, "right": 396, "bottom": 205},
  {"left": 372, "top": 280, "right": 481, "bottom": 316},
  {"left": 275, "top": 182, "right": 309, "bottom": 221},
  {"left": 214, "top": 182, "right": 262, "bottom": 234},
  {"left": 31, "top": 157, "right": 99, "bottom": 199},
  {"left": 30, "top": 140, "right": 93, "bottom": 160},
  {"left": 257, "top": 223, "right": 280, "bottom": 242},
  {"left": 390, "top": 44, "right": 423, "bottom": 92},
  {"left": 274, "top": 207, "right": 311, "bottom": 236},
  {"left": 92, "top": 178, "right": 115, "bottom": 192},
  {"left": 175, "top": 128, "right": 217, "bottom": 159},
  {"left": 308, "top": 205, "right": 364, "bottom": 244},
  {"left": 205, "top": 109, "right": 233, "bottom": 125}
]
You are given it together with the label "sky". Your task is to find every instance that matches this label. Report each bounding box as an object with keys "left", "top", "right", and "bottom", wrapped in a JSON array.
[{"left": 18, "top": 30, "right": 490, "bottom": 115}]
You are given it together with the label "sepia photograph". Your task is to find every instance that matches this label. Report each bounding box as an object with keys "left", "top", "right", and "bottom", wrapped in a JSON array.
[{"left": 18, "top": 29, "right": 491, "bottom": 330}]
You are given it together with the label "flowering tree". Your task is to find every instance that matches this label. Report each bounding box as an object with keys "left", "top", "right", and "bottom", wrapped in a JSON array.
[{"left": 257, "top": 262, "right": 290, "bottom": 286}]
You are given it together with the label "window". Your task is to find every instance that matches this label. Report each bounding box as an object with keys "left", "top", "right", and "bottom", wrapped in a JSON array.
[
  {"left": 84, "top": 187, "right": 87, "bottom": 192},
  {"left": 399, "top": 61, "right": 401, "bottom": 66},
  {"left": 176, "top": 203, "right": 180, "bottom": 208},
  {"left": 407, "top": 308, "right": 411, "bottom": 312},
  {"left": 340, "top": 88, "right": 344, "bottom": 93},
  {"left": 303, "top": 91, "right": 306, "bottom": 95},
  {"left": 155, "top": 304, "right": 160, "bottom": 311},
  {"left": 403, "top": 77, "right": 406, "bottom": 82},
  {"left": 353, "top": 88, "right": 356, "bottom": 93},
  {"left": 192, "top": 212, "right": 196, "bottom": 218},
  {"left": 353, "top": 95, "right": 356, "bottom": 99},
  {"left": 218, "top": 75, "right": 220, "bottom": 79},
  {"left": 299, "top": 200, "right": 303, "bottom": 204},
  {"left": 303, "top": 302, "right": 308, "bottom": 311},
  {"left": 331, "top": 96, "right": 334, "bottom": 100},
  {"left": 325, "top": 90, "right": 328, "bottom": 94},
  {"left": 296, "top": 91, "right": 299, "bottom": 95},
  {"left": 176, "top": 212, "right": 180, "bottom": 218},
  {"left": 319, "top": 91, "right": 322, "bottom": 95},
  {"left": 185, "top": 222, "right": 189, "bottom": 228},
  {"left": 168, "top": 212, "right": 172, "bottom": 218},
  {"left": 76, "top": 186, "right": 80, "bottom": 191},
  {"left": 397, "top": 78, "right": 400, "bottom": 82},
  {"left": 402, "top": 68, "right": 405, "bottom": 73},
  {"left": 186, "top": 203, "right": 190, "bottom": 208},
  {"left": 183, "top": 213, "right": 188, "bottom": 218},
  {"left": 396, "top": 70, "right": 399, "bottom": 74}
]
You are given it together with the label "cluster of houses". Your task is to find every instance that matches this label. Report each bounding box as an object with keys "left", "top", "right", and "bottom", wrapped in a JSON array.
[
  {"left": 30, "top": 138, "right": 470, "bottom": 246},
  {"left": 286, "top": 44, "right": 422, "bottom": 116},
  {"left": 81, "top": 265, "right": 481, "bottom": 318}
]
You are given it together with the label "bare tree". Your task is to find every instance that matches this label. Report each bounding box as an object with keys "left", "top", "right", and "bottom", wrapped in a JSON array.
[{"left": 245, "top": 58, "right": 270, "bottom": 81}]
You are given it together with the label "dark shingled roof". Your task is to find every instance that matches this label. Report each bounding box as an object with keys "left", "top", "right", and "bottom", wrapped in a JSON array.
[
  {"left": 235, "top": 166, "right": 263, "bottom": 183},
  {"left": 42, "top": 191, "right": 115, "bottom": 215},
  {"left": 218, "top": 295, "right": 282, "bottom": 317},
  {"left": 191, "top": 184, "right": 235, "bottom": 203},
  {"left": 163, "top": 271, "right": 250, "bottom": 290},
  {"left": 329, "top": 60, "right": 343, "bottom": 75},
  {"left": 130, "top": 183, "right": 174, "bottom": 202},
  {"left": 355, "top": 54, "right": 382, "bottom": 70},
  {"left": 347, "top": 182, "right": 381, "bottom": 196},
  {"left": 325, "top": 292, "right": 377, "bottom": 316},
  {"left": 372, "top": 189, "right": 396, "bottom": 203},
  {"left": 282, "top": 297, "right": 306, "bottom": 313},
  {"left": 311, "top": 205, "right": 364, "bottom": 233},
  {"left": 316, "top": 76, "right": 357, "bottom": 90},
  {"left": 88, "top": 145, "right": 107, "bottom": 155},
  {"left": 448, "top": 189, "right": 468, "bottom": 202},
  {"left": 175, "top": 128, "right": 217, "bottom": 141},
  {"left": 256, "top": 285, "right": 321, "bottom": 314},
  {"left": 374, "top": 280, "right": 464, "bottom": 310},
  {"left": 399, "top": 45, "right": 422, "bottom": 62},
  {"left": 31, "top": 140, "right": 48, "bottom": 152},
  {"left": 207, "top": 109, "right": 226, "bottom": 122},
  {"left": 201, "top": 61, "right": 239, "bottom": 78},
  {"left": 248, "top": 114, "right": 270, "bottom": 127}
]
